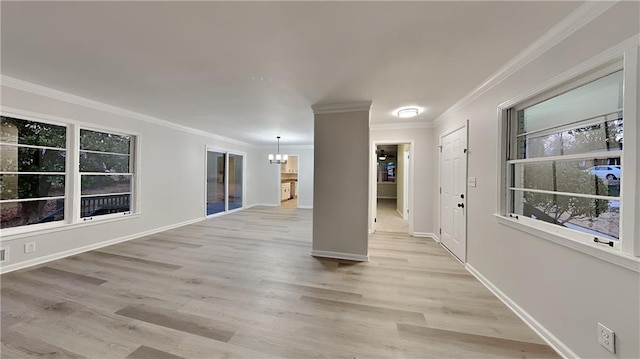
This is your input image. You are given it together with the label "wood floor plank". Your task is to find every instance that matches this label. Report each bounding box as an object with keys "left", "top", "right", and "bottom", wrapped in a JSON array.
[
  {"left": 1, "top": 206, "right": 558, "bottom": 358},
  {"left": 114, "top": 304, "right": 236, "bottom": 343},
  {"left": 32, "top": 267, "right": 107, "bottom": 285},
  {"left": 125, "top": 345, "right": 185, "bottom": 359}
]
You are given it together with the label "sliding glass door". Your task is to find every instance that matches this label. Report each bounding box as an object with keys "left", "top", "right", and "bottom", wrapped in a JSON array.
[
  {"left": 206, "top": 149, "right": 244, "bottom": 216},
  {"left": 206, "top": 151, "right": 225, "bottom": 215},
  {"left": 228, "top": 153, "right": 244, "bottom": 210}
]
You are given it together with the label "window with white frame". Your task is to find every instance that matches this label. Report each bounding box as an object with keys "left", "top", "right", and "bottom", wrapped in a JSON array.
[
  {"left": 0, "top": 116, "right": 67, "bottom": 229},
  {"left": 505, "top": 67, "right": 625, "bottom": 250},
  {"left": 79, "top": 129, "right": 134, "bottom": 220},
  {"left": 0, "top": 115, "right": 137, "bottom": 231}
]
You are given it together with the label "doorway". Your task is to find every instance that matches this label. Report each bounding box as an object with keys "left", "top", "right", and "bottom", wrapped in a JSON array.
[
  {"left": 371, "top": 142, "right": 412, "bottom": 233},
  {"left": 280, "top": 155, "right": 298, "bottom": 208},
  {"left": 439, "top": 125, "right": 468, "bottom": 262}
]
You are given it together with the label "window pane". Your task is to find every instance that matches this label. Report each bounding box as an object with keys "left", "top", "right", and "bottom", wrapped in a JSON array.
[
  {"left": 1, "top": 116, "right": 66, "bottom": 148},
  {"left": 80, "top": 194, "right": 130, "bottom": 218},
  {"left": 513, "top": 159, "right": 620, "bottom": 196},
  {"left": 0, "top": 174, "right": 65, "bottom": 200},
  {"left": 80, "top": 152, "right": 130, "bottom": 173},
  {"left": 512, "top": 190, "right": 619, "bottom": 240},
  {"left": 229, "top": 154, "right": 243, "bottom": 210},
  {"left": 206, "top": 151, "right": 225, "bottom": 215},
  {"left": 81, "top": 175, "right": 131, "bottom": 195},
  {"left": 519, "top": 70, "right": 623, "bottom": 134},
  {"left": 378, "top": 162, "right": 396, "bottom": 183},
  {"left": 1, "top": 146, "right": 66, "bottom": 172},
  {"left": 0, "top": 199, "right": 65, "bottom": 229},
  {"left": 517, "top": 116, "right": 623, "bottom": 159},
  {"left": 80, "top": 129, "right": 131, "bottom": 154}
]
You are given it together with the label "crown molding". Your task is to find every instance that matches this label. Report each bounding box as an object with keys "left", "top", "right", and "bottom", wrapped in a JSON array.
[
  {"left": 370, "top": 122, "right": 434, "bottom": 131},
  {"left": 311, "top": 101, "right": 373, "bottom": 115},
  {"left": 0, "top": 75, "right": 254, "bottom": 147},
  {"left": 432, "top": 1, "right": 618, "bottom": 128}
]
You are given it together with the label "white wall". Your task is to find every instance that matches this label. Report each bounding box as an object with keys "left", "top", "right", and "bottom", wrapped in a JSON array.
[
  {"left": 376, "top": 183, "right": 397, "bottom": 198},
  {"left": 432, "top": 3, "right": 639, "bottom": 358},
  {"left": 371, "top": 127, "right": 435, "bottom": 236},
  {"left": 248, "top": 145, "right": 314, "bottom": 208},
  {"left": 0, "top": 84, "right": 254, "bottom": 272}
]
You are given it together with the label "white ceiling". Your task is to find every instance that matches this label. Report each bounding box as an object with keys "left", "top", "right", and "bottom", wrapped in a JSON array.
[{"left": 1, "top": 1, "right": 581, "bottom": 145}]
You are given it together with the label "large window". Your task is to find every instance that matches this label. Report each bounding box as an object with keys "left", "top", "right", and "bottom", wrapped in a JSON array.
[
  {"left": 505, "top": 68, "right": 625, "bottom": 249},
  {"left": 0, "top": 117, "right": 67, "bottom": 229},
  {"left": 0, "top": 115, "right": 137, "bottom": 231}
]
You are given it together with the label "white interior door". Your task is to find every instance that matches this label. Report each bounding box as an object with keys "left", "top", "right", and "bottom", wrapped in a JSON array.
[{"left": 439, "top": 126, "right": 467, "bottom": 262}]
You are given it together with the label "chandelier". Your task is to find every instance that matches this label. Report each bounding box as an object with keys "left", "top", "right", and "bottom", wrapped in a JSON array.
[{"left": 268, "top": 136, "right": 288, "bottom": 164}]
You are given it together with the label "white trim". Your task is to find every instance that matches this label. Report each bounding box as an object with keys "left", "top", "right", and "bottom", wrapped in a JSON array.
[
  {"left": 377, "top": 196, "right": 397, "bottom": 199},
  {"left": 621, "top": 43, "right": 639, "bottom": 256},
  {"left": 509, "top": 187, "right": 619, "bottom": 202},
  {"left": 495, "top": 214, "right": 639, "bottom": 273},
  {"left": 1, "top": 213, "right": 142, "bottom": 242},
  {"left": 465, "top": 264, "right": 577, "bottom": 359},
  {"left": 0, "top": 216, "right": 203, "bottom": 274},
  {"left": 498, "top": 34, "right": 639, "bottom": 111},
  {"left": 411, "top": 232, "right": 437, "bottom": 240},
  {"left": 507, "top": 151, "right": 622, "bottom": 165},
  {"left": 1, "top": 76, "right": 252, "bottom": 147},
  {"left": 432, "top": 1, "right": 618, "bottom": 128},
  {"left": 311, "top": 250, "right": 369, "bottom": 262},
  {"left": 370, "top": 122, "right": 433, "bottom": 131},
  {"left": 297, "top": 205, "right": 313, "bottom": 209},
  {"left": 311, "top": 101, "right": 372, "bottom": 115},
  {"left": 245, "top": 203, "right": 279, "bottom": 208},
  {"left": 396, "top": 208, "right": 404, "bottom": 217}
]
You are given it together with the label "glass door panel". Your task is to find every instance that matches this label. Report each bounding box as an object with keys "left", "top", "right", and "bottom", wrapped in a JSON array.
[
  {"left": 228, "top": 154, "right": 243, "bottom": 210},
  {"left": 206, "top": 151, "right": 225, "bottom": 215}
]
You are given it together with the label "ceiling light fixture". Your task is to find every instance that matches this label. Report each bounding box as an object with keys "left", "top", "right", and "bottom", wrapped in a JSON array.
[
  {"left": 268, "top": 136, "right": 288, "bottom": 164},
  {"left": 396, "top": 108, "right": 419, "bottom": 118}
]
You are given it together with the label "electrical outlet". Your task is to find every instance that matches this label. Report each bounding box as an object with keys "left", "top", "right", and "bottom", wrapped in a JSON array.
[
  {"left": 24, "top": 242, "right": 36, "bottom": 254},
  {"left": 598, "top": 322, "right": 615, "bottom": 353}
]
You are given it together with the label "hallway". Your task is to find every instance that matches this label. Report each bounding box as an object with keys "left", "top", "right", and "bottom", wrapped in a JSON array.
[{"left": 376, "top": 198, "right": 409, "bottom": 233}]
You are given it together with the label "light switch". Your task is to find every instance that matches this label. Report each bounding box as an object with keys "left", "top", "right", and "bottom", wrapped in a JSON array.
[{"left": 468, "top": 177, "right": 477, "bottom": 187}]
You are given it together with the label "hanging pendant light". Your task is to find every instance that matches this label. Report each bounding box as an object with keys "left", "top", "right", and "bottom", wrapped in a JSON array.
[{"left": 268, "top": 136, "right": 288, "bottom": 164}]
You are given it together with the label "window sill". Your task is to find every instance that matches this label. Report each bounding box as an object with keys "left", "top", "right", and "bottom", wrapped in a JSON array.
[
  {"left": 494, "top": 214, "right": 640, "bottom": 273},
  {"left": 0, "top": 212, "right": 141, "bottom": 242}
]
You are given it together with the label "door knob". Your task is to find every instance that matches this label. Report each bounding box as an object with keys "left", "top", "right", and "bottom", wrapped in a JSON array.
[{"left": 457, "top": 203, "right": 464, "bottom": 208}]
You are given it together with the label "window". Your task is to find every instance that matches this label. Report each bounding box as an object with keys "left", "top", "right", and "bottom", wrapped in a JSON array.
[
  {"left": 505, "top": 68, "right": 625, "bottom": 250},
  {"left": 79, "top": 129, "right": 134, "bottom": 220},
  {"left": 1, "top": 117, "right": 67, "bottom": 229},
  {"left": 206, "top": 151, "right": 225, "bottom": 215},
  {"left": 0, "top": 115, "right": 137, "bottom": 232}
]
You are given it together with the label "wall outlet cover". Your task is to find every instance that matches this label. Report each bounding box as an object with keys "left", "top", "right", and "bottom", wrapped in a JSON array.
[{"left": 598, "top": 322, "right": 615, "bottom": 353}]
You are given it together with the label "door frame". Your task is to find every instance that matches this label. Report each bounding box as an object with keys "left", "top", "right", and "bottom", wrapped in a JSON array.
[
  {"left": 438, "top": 122, "right": 469, "bottom": 263},
  {"left": 369, "top": 139, "right": 415, "bottom": 235},
  {"left": 276, "top": 154, "right": 300, "bottom": 207}
]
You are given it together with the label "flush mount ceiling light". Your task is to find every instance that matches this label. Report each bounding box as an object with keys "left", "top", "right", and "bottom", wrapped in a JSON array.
[
  {"left": 396, "top": 108, "right": 419, "bottom": 118},
  {"left": 268, "top": 136, "right": 288, "bottom": 164}
]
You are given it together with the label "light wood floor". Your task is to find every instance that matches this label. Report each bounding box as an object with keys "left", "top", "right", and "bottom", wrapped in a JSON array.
[
  {"left": 376, "top": 198, "right": 409, "bottom": 233},
  {"left": 1, "top": 207, "right": 558, "bottom": 358}
]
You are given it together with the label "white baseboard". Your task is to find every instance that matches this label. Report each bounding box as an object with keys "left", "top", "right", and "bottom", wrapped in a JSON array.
[
  {"left": 246, "top": 203, "right": 279, "bottom": 208},
  {"left": 377, "top": 196, "right": 397, "bottom": 199},
  {"left": 465, "top": 264, "right": 576, "bottom": 359},
  {"left": 297, "top": 205, "right": 313, "bottom": 209},
  {"left": 0, "top": 217, "right": 205, "bottom": 275},
  {"left": 412, "top": 232, "right": 438, "bottom": 240},
  {"left": 311, "top": 250, "right": 369, "bottom": 262}
]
